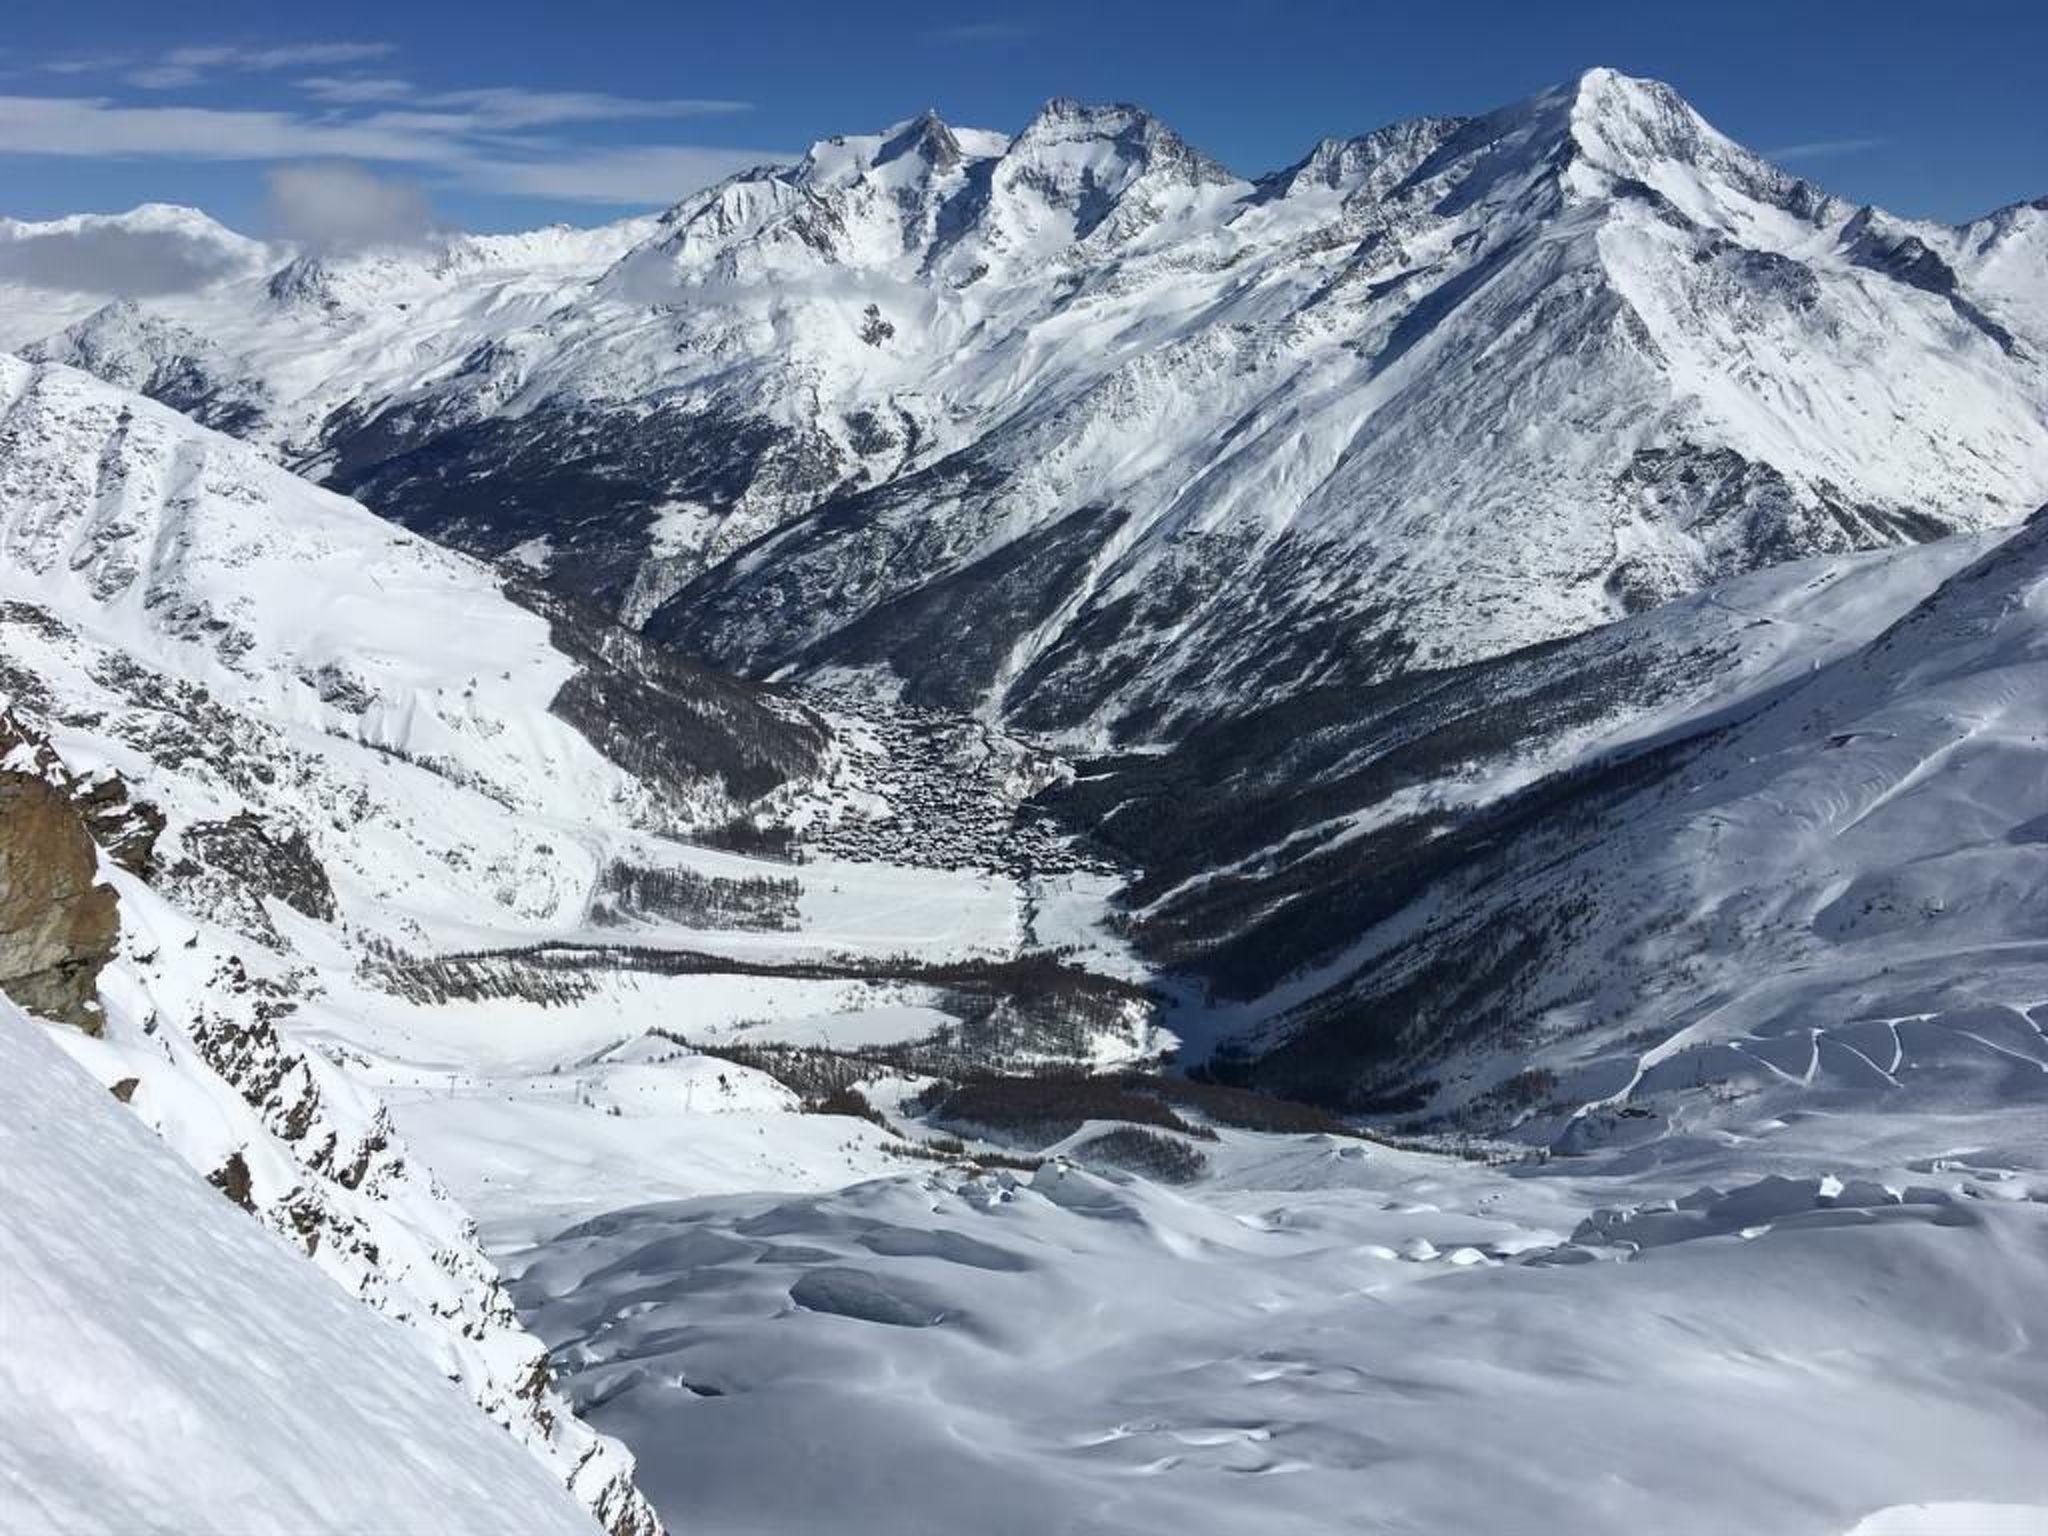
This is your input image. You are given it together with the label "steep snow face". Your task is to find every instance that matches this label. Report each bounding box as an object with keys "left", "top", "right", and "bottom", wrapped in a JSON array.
[
  {"left": 0, "top": 1000, "right": 600, "bottom": 1536},
  {"left": 15, "top": 71, "right": 2044, "bottom": 738},
  {"left": 16, "top": 868, "right": 659, "bottom": 1536},
  {"left": 1050, "top": 532, "right": 2002, "bottom": 982},
  {"left": 1193, "top": 508, "right": 2048, "bottom": 1148},
  {"left": 1954, "top": 195, "right": 2048, "bottom": 349},
  {"left": 0, "top": 355, "right": 822, "bottom": 872},
  {"left": 650, "top": 69, "right": 2045, "bottom": 737},
  {"left": 0, "top": 359, "right": 1150, "bottom": 1490}
]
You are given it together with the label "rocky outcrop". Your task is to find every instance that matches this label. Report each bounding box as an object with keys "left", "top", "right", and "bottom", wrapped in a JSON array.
[
  {"left": 136, "top": 948, "right": 666, "bottom": 1536},
  {"left": 0, "top": 770, "right": 117, "bottom": 1031},
  {"left": 1, "top": 705, "right": 164, "bottom": 876},
  {"left": 180, "top": 811, "right": 338, "bottom": 922},
  {"left": 0, "top": 707, "right": 663, "bottom": 1533}
]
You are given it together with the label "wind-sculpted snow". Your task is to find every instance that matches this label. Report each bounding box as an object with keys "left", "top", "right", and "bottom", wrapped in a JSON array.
[
  {"left": 0, "top": 999, "right": 600, "bottom": 1536},
  {"left": 513, "top": 1136, "right": 2048, "bottom": 1536},
  {"left": 10, "top": 70, "right": 2043, "bottom": 737}
]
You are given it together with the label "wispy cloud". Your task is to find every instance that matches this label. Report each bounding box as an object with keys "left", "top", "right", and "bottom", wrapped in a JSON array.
[
  {"left": 466, "top": 144, "right": 786, "bottom": 204},
  {"left": 0, "top": 89, "right": 785, "bottom": 209},
  {"left": 265, "top": 161, "right": 435, "bottom": 251},
  {"left": 1763, "top": 135, "right": 1887, "bottom": 163},
  {"left": 0, "top": 220, "right": 250, "bottom": 294},
  {"left": 415, "top": 88, "right": 751, "bottom": 129},
  {"left": 293, "top": 80, "right": 750, "bottom": 127},
  {"left": 130, "top": 42, "right": 396, "bottom": 90},
  {"left": 38, "top": 54, "right": 133, "bottom": 78},
  {"left": 4, "top": 43, "right": 782, "bottom": 215},
  {"left": 0, "top": 93, "right": 470, "bottom": 162},
  {"left": 295, "top": 75, "right": 416, "bottom": 104}
]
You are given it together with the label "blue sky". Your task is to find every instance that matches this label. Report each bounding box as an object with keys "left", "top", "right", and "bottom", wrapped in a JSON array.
[{"left": 3, "top": 0, "right": 2043, "bottom": 234}]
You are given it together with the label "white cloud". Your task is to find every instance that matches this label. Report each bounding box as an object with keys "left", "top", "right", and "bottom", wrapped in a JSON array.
[
  {"left": 419, "top": 88, "right": 751, "bottom": 129},
  {"left": 297, "top": 76, "right": 416, "bottom": 104},
  {"left": 167, "top": 42, "right": 396, "bottom": 71},
  {"left": 38, "top": 54, "right": 133, "bottom": 77},
  {"left": 130, "top": 42, "right": 396, "bottom": 90},
  {"left": 264, "top": 162, "right": 435, "bottom": 251},
  {"left": 0, "top": 223, "right": 247, "bottom": 294},
  {"left": 0, "top": 94, "right": 466, "bottom": 162},
  {"left": 126, "top": 66, "right": 208, "bottom": 90},
  {"left": 468, "top": 144, "right": 786, "bottom": 205},
  {"left": 1763, "top": 136, "right": 1888, "bottom": 163},
  {"left": 2, "top": 53, "right": 779, "bottom": 214}
]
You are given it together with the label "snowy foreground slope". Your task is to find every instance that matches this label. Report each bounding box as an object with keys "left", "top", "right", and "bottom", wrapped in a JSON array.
[
  {"left": 476, "top": 522, "right": 2048, "bottom": 1536},
  {"left": 515, "top": 1132, "right": 2048, "bottom": 1536},
  {"left": 0, "top": 1001, "right": 596, "bottom": 1536},
  {"left": 9, "top": 71, "right": 2045, "bottom": 739}
]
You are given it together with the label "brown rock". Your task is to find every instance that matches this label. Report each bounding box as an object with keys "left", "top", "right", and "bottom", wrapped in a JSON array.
[
  {"left": 0, "top": 770, "right": 119, "bottom": 1033},
  {"left": 0, "top": 707, "right": 163, "bottom": 876}
]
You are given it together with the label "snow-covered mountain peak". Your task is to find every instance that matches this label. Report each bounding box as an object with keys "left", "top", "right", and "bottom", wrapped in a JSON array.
[
  {"left": 873, "top": 110, "right": 969, "bottom": 174},
  {"left": 10, "top": 76, "right": 2044, "bottom": 740},
  {"left": 1003, "top": 96, "right": 1240, "bottom": 195},
  {"left": 963, "top": 96, "right": 1245, "bottom": 262},
  {"left": 264, "top": 253, "right": 342, "bottom": 311},
  {"left": 1565, "top": 65, "right": 1704, "bottom": 147},
  {"left": 1257, "top": 116, "right": 1469, "bottom": 203},
  {"left": 0, "top": 200, "right": 262, "bottom": 252},
  {"left": 1553, "top": 67, "right": 1843, "bottom": 237},
  {"left": 0, "top": 203, "right": 276, "bottom": 347},
  {"left": 798, "top": 109, "right": 991, "bottom": 190}
]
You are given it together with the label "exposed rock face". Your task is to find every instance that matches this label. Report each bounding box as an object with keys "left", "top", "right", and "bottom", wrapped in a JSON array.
[
  {"left": 181, "top": 811, "right": 339, "bottom": 923},
  {"left": 0, "top": 770, "right": 117, "bottom": 1031},
  {"left": 1, "top": 706, "right": 164, "bottom": 876}
]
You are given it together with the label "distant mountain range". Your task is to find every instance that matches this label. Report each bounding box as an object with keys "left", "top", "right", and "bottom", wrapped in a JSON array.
[{"left": 6, "top": 69, "right": 2043, "bottom": 746}]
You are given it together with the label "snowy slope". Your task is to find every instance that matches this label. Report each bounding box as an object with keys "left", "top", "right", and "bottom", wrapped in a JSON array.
[
  {"left": 0, "top": 999, "right": 599, "bottom": 1536},
  {"left": 512, "top": 1132, "right": 2048, "bottom": 1536},
  {"left": 0, "top": 353, "right": 828, "bottom": 945},
  {"left": 1053, "top": 533, "right": 1998, "bottom": 982},
  {"left": 0, "top": 358, "right": 1159, "bottom": 1503},
  {"left": 1189, "top": 506, "right": 2048, "bottom": 1150},
  {"left": 0, "top": 356, "right": 853, "bottom": 1533},
  {"left": 14, "top": 71, "right": 2043, "bottom": 740}
]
